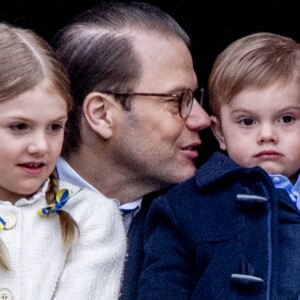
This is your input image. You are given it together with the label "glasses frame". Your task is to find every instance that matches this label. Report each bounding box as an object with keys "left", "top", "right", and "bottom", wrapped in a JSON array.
[{"left": 101, "top": 88, "right": 204, "bottom": 119}]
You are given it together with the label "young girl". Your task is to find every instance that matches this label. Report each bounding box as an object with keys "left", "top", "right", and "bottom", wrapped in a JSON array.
[{"left": 0, "top": 23, "right": 126, "bottom": 299}]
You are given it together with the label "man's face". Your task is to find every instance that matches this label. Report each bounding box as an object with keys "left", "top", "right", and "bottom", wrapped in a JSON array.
[{"left": 111, "top": 33, "right": 210, "bottom": 190}]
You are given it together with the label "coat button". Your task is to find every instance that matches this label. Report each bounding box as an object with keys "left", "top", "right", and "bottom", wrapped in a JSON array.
[
  {"left": 236, "top": 194, "right": 268, "bottom": 203},
  {"left": 3, "top": 213, "right": 17, "bottom": 230},
  {"left": 0, "top": 288, "right": 13, "bottom": 300},
  {"left": 231, "top": 273, "right": 264, "bottom": 284}
]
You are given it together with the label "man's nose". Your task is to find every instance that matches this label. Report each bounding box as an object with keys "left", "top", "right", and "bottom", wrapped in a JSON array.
[{"left": 185, "top": 100, "right": 211, "bottom": 131}]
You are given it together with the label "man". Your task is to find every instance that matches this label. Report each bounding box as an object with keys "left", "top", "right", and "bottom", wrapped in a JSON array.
[{"left": 53, "top": 2, "right": 210, "bottom": 299}]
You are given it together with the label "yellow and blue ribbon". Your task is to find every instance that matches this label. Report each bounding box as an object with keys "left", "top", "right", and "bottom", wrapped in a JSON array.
[
  {"left": 0, "top": 216, "right": 6, "bottom": 231},
  {"left": 38, "top": 189, "right": 72, "bottom": 217}
]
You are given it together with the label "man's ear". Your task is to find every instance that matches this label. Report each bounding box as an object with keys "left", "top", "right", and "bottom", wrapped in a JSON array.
[
  {"left": 82, "top": 92, "right": 117, "bottom": 139},
  {"left": 210, "top": 116, "right": 227, "bottom": 150}
]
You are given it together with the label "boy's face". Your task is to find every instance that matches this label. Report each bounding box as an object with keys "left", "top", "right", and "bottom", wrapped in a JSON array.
[{"left": 211, "top": 80, "right": 300, "bottom": 181}]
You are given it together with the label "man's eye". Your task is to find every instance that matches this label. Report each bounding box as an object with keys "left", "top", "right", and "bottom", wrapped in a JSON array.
[{"left": 166, "top": 98, "right": 179, "bottom": 105}]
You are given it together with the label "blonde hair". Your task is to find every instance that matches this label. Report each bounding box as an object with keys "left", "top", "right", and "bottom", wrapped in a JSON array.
[
  {"left": 0, "top": 23, "right": 77, "bottom": 270},
  {"left": 208, "top": 32, "right": 300, "bottom": 117}
]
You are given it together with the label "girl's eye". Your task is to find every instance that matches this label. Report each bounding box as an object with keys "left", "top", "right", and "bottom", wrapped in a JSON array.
[
  {"left": 239, "top": 118, "right": 255, "bottom": 126},
  {"left": 10, "top": 123, "right": 28, "bottom": 131},
  {"left": 279, "top": 115, "right": 295, "bottom": 124},
  {"left": 48, "top": 123, "right": 64, "bottom": 132}
]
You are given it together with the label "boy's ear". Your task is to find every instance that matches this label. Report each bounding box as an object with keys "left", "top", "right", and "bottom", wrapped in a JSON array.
[
  {"left": 82, "top": 92, "right": 117, "bottom": 139},
  {"left": 210, "top": 116, "right": 227, "bottom": 151}
]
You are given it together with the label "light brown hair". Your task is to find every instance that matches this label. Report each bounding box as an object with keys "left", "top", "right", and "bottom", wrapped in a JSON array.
[{"left": 208, "top": 32, "right": 300, "bottom": 117}]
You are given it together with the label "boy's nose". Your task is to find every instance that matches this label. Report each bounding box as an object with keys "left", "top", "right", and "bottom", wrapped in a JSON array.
[{"left": 257, "top": 124, "right": 278, "bottom": 144}]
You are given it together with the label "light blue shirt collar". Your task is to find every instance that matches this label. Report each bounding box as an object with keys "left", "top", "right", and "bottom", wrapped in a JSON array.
[
  {"left": 270, "top": 173, "right": 300, "bottom": 211},
  {"left": 56, "top": 157, "right": 142, "bottom": 232},
  {"left": 56, "top": 157, "right": 100, "bottom": 194}
]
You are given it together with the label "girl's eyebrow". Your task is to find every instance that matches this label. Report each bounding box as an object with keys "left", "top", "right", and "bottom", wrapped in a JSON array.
[{"left": 2, "top": 114, "right": 68, "bottom": 122}]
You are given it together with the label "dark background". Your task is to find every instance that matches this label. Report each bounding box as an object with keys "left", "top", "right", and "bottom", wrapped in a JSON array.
[{"left": 1, "top": 0, "right": 299, "bottom": 165}]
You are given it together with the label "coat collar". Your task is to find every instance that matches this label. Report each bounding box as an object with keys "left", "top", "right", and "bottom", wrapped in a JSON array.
[{"left": 195, "top": 152, "right": 271, "bottom": 189}]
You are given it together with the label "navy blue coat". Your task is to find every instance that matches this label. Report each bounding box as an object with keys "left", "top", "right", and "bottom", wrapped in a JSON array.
[
  {"left": 138, "top": 152, "right": 300, "bottom": 299},
  {"left": 120, "top": 190, "right": 168, "bottom": 300}
]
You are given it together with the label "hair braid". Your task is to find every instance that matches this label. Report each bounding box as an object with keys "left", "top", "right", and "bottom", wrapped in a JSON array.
[
  {"left": 46, "top": 171, "right": 79, "bottom": 247},
  {"left": 0, "top": 240, "right": 9, "bottom": 270}
]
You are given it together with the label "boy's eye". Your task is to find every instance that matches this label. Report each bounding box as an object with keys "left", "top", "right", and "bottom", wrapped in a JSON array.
[
  {"left": 279, "top": 115, "right": 295, "bottom": 123},
  {"left": 239, "top": 118, "right": 255, "bottom": 126}
]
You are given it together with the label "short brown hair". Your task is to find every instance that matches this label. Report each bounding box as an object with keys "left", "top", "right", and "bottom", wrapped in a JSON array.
[{"left": 53, "top": 1, "right": 191, "bottom": 156}]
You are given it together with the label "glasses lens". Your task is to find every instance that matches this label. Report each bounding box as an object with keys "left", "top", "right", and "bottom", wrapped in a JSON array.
[{"left": 180, "top": 90, "right": 194, "bottom": 118}]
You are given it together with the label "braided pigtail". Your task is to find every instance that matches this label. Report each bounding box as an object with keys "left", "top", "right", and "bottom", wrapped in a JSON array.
[
  {"left": 45, "top": 171, "right": 79, "bottom": 247},
  {"left": 0, "top": 239, "right": 9, "bottom": 270}
]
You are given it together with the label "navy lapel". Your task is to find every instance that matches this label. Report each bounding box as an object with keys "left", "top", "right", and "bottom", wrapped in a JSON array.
[{"left": 120, "top": 191, "right": 163, "bottom": 300}]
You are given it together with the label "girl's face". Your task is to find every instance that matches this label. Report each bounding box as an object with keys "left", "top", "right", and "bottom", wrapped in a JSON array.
[{"left": 0, "top": 80, "right": 68, "bottom": 202}]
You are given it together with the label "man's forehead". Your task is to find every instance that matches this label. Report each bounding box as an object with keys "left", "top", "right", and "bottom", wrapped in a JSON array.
[{"left": 130, "top": 32, "right": 196, "bottom": 92}]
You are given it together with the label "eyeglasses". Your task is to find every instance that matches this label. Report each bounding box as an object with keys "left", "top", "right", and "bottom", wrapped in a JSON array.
[{"left": 101, "top": 88, "right": 204, "bottom": 119}]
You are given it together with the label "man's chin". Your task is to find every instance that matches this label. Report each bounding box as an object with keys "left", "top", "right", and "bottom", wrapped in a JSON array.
[{"left": 173, "top": 165, "right": 196, "bottom": 183}]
